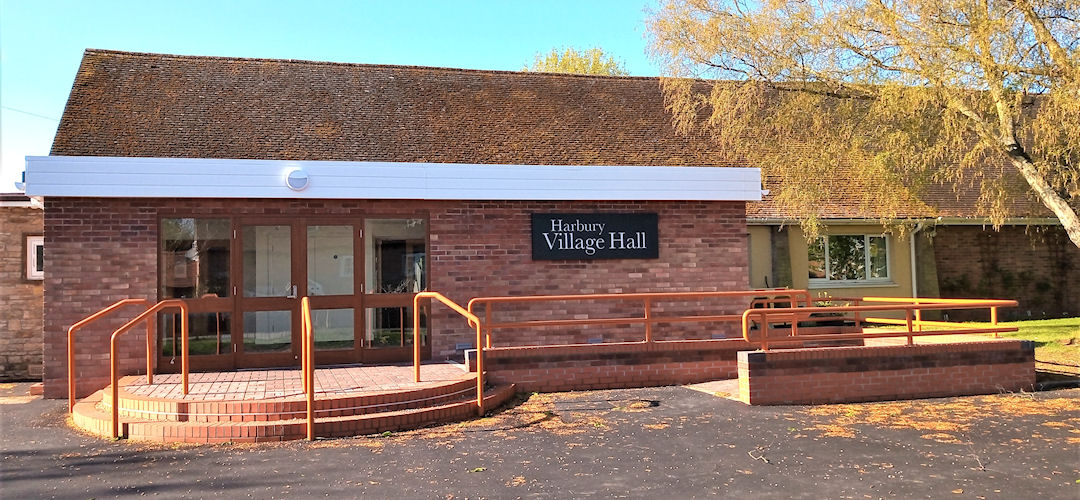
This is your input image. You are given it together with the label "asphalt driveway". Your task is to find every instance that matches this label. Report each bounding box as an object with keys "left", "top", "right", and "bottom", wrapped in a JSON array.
[{"left": 2, "top": 381, "right": 1078, "bottom": 499}]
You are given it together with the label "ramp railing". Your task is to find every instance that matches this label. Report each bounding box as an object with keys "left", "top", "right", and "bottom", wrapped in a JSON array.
[
  {"left": 413, "top": 292, "right": 486, "bottom": 416},
  {"left": 108, "top": 299, "right": 190, "bottom": 439},
  {"left": 67, "top": 298, "right": 150, "bottom": 413},
  {"left": 465, "top": 289, "right": 809, "bottom": 348},
  {"left": 740, "top": 299, "right": 1018, "bottom": 350}
]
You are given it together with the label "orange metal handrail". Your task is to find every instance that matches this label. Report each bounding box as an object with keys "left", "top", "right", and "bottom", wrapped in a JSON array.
[
  {"left": 466, "top": 289, "right": 809, "bottom": 347},
  {"left": 414, "top": 292, "right": 485, "bottom": 416},
  {"left": 110, "top": 299, "right": 189, "bottom": 439},
  {"left": 67, "top": 298, "right": 150, "bottom": 413},
  {"left": 740, "top": 299, "right": 1018, "bottom": 350},
  {"left": 300, "top": 297, "right": 315, "bottom": 441}
]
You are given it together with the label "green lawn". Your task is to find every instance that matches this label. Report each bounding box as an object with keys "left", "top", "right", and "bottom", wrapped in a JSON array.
[{"left": 991, "top": 317, "right": 1080, "bottom": 367}]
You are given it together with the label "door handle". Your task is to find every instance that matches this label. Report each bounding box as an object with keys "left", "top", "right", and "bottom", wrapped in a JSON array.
[{"left": 286, "top": 284, "right": 298, "bottom": 299}]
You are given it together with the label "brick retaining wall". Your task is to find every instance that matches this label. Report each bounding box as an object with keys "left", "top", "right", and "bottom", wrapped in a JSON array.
[
  {"left": 477, "top": 340, "right": 750, "bottom": 392},
  {"left": 737, "top": 340, "right": 1035, "bottom": 405}
]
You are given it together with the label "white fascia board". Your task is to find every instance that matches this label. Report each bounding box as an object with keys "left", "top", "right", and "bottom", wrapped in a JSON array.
[{"left": 24, "top": 156, "right": 762, "bottom": 201}]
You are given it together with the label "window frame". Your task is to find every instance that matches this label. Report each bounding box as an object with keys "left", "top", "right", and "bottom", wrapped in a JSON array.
[
  {"left": 808, "top": 234, "right": 892, "bottom": 287},
  {"left": 25, "top": 234, "right": 44, "bottom": 281}
]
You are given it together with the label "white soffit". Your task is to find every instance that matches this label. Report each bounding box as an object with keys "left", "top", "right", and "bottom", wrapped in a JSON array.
[{"left": 24, "top": 156, "right": 763, "bottom": 201}]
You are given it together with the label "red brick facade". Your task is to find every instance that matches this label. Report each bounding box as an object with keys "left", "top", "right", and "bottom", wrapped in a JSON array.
[
  {"left": 1, "top": 206, "right": 44, "bottom": 380},
  {"left": 737, "top": 340, "right": 1035, "bottom": 405},
  {"left": 932, "top": 225, "right": 1079, "bottom": 320},
  {"left": 44, "top": 197, "right": 748, "bottom": 398}
]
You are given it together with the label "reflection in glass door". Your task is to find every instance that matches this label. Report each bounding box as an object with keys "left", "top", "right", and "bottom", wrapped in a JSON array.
[
  {"left": 306, "top": 225, "right": 359, "bottom": 361},
  {"left": 362, "top": 218, "right": 430, "bottom": 362},
  {"left": 158, "top": 218, "right": 233, "bottom": 372},
  {"left": 237, "top": 224, "right": 298, "bottom": 367}
]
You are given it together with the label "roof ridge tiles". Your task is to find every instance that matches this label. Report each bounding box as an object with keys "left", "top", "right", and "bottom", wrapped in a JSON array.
[{"left": 81, "top": 48, "right": 662, "bottom": 82}]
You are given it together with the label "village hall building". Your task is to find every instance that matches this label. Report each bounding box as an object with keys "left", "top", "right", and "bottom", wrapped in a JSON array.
[{"left": 20, "top": 49, "right": 1078, "bottom": 397}]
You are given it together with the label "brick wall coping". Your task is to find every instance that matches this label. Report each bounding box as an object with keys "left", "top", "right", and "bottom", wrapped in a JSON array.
[
  {"left": 484, "top": 338, "right": 759, "bottom": 358},
  {"left": 737, "top": 339, "right": 1032, "bottom": 364}
]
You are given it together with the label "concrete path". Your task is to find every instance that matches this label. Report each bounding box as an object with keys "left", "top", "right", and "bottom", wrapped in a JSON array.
[{"left": 2, "top": 381, "right": 1078, "bottom": 499}]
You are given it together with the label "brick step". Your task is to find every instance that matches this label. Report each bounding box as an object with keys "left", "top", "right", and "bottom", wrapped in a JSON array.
[
  {"left": 102, "top": 376, "right": 477, "bottom": 423},
  {"left": 72, "top": 383, "right": 517, "bottom": 443}
]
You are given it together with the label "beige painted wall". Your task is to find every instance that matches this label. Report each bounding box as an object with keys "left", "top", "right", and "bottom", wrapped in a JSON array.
[
  {"left": 748, "top": 224, "right": 915, "bottom": 304},
  {"left": 747, "top": 225, "right": 774, "bottom": 288}
]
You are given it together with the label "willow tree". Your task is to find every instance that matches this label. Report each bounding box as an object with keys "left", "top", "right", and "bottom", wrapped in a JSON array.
[
  {"left": 648, "top": 0, "right": 1080, "bottom": 247},
  {"left": 525, "top": 47, "right": 630, "bottom": 76}
]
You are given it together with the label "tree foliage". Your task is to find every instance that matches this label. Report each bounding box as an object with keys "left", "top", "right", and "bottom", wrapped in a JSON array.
[
  {"left": 648, "top": 0, "right": 1080, "bottom": 247},
  {"left": 525, "top": 47, "right": 630, "bottom": 76}
]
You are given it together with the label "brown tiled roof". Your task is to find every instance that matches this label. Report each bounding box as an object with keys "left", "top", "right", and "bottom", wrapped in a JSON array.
[{"left": 52, "top": 49, "right": 1051, "bottom": 219}]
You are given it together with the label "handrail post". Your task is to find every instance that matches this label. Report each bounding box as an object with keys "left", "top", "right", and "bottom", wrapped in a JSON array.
[
  {"left": 761, "top": 311, "right": 770, "bottom": 351},
  {"left": 111, "top": 335, "right": 121, "bottom": 439},
  {"left": 905, "top": 308, "right": 914, "bottom": 346},
  {"left": 303, "top": 297, "right": 315, "bottom": 441},
  {"left": 145, "top": 314, "right": 155, "bottom": 385},
  {"left": 180, "top": 303, "right": 189, "bottom": 395},
  {"left": 413, "top": 295, "right": 423, "bottom": 383},
  {"left": 990, "top": 306, "right": 999, "bottom": 338},
  {"left": 914, "top": 298, "right": 923, "bottom": 333},
  {"left": 643, "top": 297, "right": 653, "bottom": 343},
  {"left": 475, "top": 321, "right": 484, "bottom": 416},
  {"left": 484, "top": 303, "right": 493, "bottom": 348}
]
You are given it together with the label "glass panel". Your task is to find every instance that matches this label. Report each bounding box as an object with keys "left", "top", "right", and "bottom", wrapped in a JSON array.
[
  {"left": 868, "top": 236, "right": 888, "bottom": 278},
  {"left": 307, "top": 226, "right": 354, "bottom": 296},
  {"left": 365, "top": 219, "right": 427, "bottom": 294},
  {"left": 828, "top": 235, "right": 866, "bottom": 280},
  {"left": 161, "top": 312, "right": 231, "bottom": 356},
  {"left": 243, "top": 310, "right": 292, "bottom": 353},
  {"left": 161, "top": 218, "right": 230, "bottom": 298},
  {"left": 807, "top": 237, "right": 826, "bottom": 279},
  {"left": 366, "top": 306, "right": 427, "bottom": 348},
  {"left": 312, "top": 308, "right": 355, "bottom": 350},
  {"left": 243, "top": 225, "right": 292, "bottom": 297},
  {"left": 34, "top": 242, "right": 44, "bottom": 273}
]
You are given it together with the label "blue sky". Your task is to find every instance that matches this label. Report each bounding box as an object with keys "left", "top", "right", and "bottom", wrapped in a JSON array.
[{"left": 0, "top": 0, "right": 660, "bottom": 191}]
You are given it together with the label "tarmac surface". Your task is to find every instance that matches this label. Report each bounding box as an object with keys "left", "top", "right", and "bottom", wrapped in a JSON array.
[{"left": 2, "top": 381, "right": 1078, "bottom": 499}]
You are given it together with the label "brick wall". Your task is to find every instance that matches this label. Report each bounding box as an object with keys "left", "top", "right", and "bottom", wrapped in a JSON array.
[
  {"left": 1, "top": 206, "right": 44, "bottom": 380},
  {"left": 932, "top": 225, "right": 1078, "bottom": 320},
  {"left": 44, "top": 198, "right": 748, "bottom": 398},
  {"left": 737, "top": 340, "right": 1035, "bottom": 405},
  {"left": 478, "top": 340, "right": 748, "bottom": 392}
]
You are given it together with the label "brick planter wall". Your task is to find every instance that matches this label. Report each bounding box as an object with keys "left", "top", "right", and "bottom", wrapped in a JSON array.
[
  {"left": 737, "top": 340, "right": 1035, "bottom": 405},
  {"left": 477, "top": 340, "right": 752, "bottom": 392},
  {"left": 44, "top": 197, "right": 748, "bottom": 398},
  {"left": 1, "top": 206, "right": 44, "bottom": 380}
]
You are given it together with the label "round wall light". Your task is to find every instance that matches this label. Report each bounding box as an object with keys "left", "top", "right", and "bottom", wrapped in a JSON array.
[{"left": 285, "top": 168, "right": 310, "bottom": 191}]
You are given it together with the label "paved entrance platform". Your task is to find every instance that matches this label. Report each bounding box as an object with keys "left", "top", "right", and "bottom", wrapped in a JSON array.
[{"left": 121, "top": 362, "right": 473, "bottom": 400}]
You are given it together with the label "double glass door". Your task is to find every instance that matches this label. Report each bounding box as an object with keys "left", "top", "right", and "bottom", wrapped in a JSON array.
[{"left": 159, "top": 217, "right": 428, "bottom": 371}]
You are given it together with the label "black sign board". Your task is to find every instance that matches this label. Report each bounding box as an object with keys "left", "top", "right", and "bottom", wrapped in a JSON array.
[{"left": 531, "top": 213, "right": 659, "bottom": 260}]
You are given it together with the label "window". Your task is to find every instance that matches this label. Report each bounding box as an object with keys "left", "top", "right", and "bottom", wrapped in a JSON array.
[
  {"left": 808, "top": 234, "right": 889, "bottom": 283},
  {"left": 26, "top": 235, "right": 44, "bottom": 280}
]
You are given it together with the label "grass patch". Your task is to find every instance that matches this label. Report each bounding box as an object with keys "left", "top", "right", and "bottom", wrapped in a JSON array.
[
  {"left": 992, "top": 317, "right": 1079, "bottom": 367},
  {"left": 871, "top": 317, "right": 1079, "bottom": 367}
]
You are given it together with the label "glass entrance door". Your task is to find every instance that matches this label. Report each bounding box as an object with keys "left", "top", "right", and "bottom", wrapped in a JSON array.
[
  {"left": 361, "top": 218, "right": 430, "bottom": 363},
  {"left": 235, "top": 223, "right": 300, "bottom": 368},
  {"left": 305, "top": 224, "right": 361, "bottom": 365}
]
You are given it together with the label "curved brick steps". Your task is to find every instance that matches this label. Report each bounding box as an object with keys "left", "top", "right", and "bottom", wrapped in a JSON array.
[
  {"left": 102, "top": 376, "right": 479, "bottom": 423},
  {"left": 72, "top": 383, "right": 517, "bottom": 443}
]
